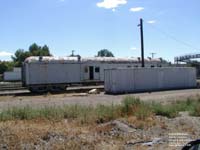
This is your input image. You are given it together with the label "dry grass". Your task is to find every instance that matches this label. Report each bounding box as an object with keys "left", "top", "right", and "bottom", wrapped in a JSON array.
[
  {"left": 0, "top": 97, "right": 153, "bottom": 123},
  {"left": 0, "top": 119, "right": 92, "bottom": 149},
  {"left": 0, "top": 119, "right": 130, "bottom": 150},
  {"left": 127, "top": 116, "right": 156, "bottom": 129},
  {"left": 1, "top": 96, "right": 200, "bottom": 123}
]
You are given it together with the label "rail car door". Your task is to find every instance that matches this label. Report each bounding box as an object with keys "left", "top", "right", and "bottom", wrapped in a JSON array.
[
  {"left": 89, "top": 66, "right": 94, "bottom": 80},
  {"left": 94, "top": 66, "right": 100, "bottom": 80}
]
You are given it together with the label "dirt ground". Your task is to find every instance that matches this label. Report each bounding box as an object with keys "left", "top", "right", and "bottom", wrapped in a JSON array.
[
  {"left": 0, "top": 113, "right": 199, "bottom": 150},
  {"left": 0, "top": 89, "right": 200, "bottom": 150},
  {"left": 0, "top": 88, "right": 200, "bottom": 109}
]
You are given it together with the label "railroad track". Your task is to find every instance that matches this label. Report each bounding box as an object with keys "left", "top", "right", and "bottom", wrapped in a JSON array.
[
  {"left": 0, "top": 85, "right": 104, "bottom": 96},
  {"left": 0, "top": 82, "right": 26, "bottom": 91}
]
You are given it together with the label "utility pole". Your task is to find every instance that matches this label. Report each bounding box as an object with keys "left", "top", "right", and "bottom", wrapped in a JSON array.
[
  {"left": 71, "top": 50, "right": 75, "bottom": 56},
  {"left": 138, "top": 18, "right": 145, "bottom": 67},
  {"left": 150, "top": 52, "right": 156, "bottom": 59}
]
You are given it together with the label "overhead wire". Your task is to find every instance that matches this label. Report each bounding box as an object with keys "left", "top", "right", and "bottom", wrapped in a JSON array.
[{"left": 144, "top": 20, "right": 200, "bottom": 51}]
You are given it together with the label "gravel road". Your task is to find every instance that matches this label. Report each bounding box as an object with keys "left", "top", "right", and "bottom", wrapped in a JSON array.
[{"left": 0, "top": 88, "right": 200, "bottom": 109}]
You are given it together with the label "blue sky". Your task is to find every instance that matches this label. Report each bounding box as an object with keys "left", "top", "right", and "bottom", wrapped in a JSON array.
[{"left": 0, "top": 0, "right": 199, "bottom": 62}]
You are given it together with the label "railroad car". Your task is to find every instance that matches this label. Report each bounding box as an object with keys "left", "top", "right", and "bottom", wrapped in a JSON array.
[{"left": 22, "top": 56, "right": 168, "bottom": 92}]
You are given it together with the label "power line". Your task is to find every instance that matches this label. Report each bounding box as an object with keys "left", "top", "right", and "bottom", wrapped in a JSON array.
[{"left": 145, "top": 21, "right": 200, "bottom": 51}]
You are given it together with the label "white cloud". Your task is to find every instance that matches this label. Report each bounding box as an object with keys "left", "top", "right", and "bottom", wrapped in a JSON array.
[
  {"left": 147, "top": 20, "right": 156, "bottom": 24},
  {"left": 130, "top": 7, "right": 144, "bottom": 12},
  {"left": 0, "top": 51, "right": 13, "bottom": 57},
  {"left": 112, "top": 8, "right": 116, "bottom": 12},
  {"left": 97, "top": 0, "right": 127, "bottom": 9},
  {"left": 130, "top": 47, "right": 137, "bottom": 50}
]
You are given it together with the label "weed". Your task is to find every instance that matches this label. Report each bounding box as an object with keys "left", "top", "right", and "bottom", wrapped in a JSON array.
[
  {"left": 121, "top": 96, "right": 141, "bottom": 115},
  {"left": 190, "top": 103, "right": 200, "bottom": 116},
  {"left": 1, "top": 96, "right": 200, "bottom": 122},
  {"left": 121, "top": 96, "right": 152, "bottom": 120},
  {"left": 151, "top": 103, "right": 178, "bottom": 118}
]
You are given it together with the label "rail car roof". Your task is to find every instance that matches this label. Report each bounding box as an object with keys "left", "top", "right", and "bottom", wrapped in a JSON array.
[{"left": 24, "top": 56, "right": 162, "bottom": 63}]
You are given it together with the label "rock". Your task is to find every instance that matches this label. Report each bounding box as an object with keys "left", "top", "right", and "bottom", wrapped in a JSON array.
[
  {"left": 179, "top": 111, "right": 189, "bottom": 117},
  {"left": 72, "top": 93, "right": 88, "bottom": 96},
  {"left": 142, "top": 138, "right": 164, "bottom": 146},
  {"left": 1, "top": 144, "right": 8, "bottom": 150},
  {"left": 112, "top": 120, "right": 136, "bottom": 133},
  {"left": 126, "top": 137, "right": 167, "bottom": 147},
  {"left": 88, "top": 89, "right": 100, "bottom": 94},
  {"left": 126, "top": 140, "right": 151, "bottom": 146},
  {"left": 42, "top": 132, "right": 66, "bottom": 142}
]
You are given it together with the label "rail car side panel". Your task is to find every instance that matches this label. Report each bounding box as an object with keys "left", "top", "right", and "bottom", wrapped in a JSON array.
[{"left": 25, "top": 63, "right": 81, "bottom": 85}]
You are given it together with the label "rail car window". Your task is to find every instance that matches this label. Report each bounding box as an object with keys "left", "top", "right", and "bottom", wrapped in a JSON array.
[
  {"left": 84, "top": 67, "right": 88, "bottom": 73},
  {"left": 95, "top": 67, "right": 100, "bottom": 73}
]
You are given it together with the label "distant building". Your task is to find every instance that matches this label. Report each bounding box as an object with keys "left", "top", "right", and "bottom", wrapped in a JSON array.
[{"left": 3, "top": 67, "right": 22, "bottom": 81}]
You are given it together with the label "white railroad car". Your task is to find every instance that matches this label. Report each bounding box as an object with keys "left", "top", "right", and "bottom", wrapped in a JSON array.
[
  {"left": 22, "top": 56, "right": 168, "bottom": 92},
  {"left": 104, "top": 67, "right": 196, "bottom": 94}
]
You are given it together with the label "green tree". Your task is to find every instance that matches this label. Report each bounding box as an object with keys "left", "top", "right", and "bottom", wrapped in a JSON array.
[
  {"left": 0, "top": 61, "right": 14, "bottom": 74},
  {"left": 29, "top": 43, "right": 51, "bottom": 56},
  {"left": 41, "top": 45, "right": 50, "bottom": 56},
  {"left": 97, "top": 49, "right": 114, "bottom": 57},
  {"left": 12, "top": 43, "right": 51, "bottom": 67},
  {"left": 12, "top": 49, "right": 30, "bottom": 67},
  {"left": 0, "top": 62, "right": 8, "bottom": 74},
  {"left": 29, "top": 43, "right": 40, "bottom": 55}
]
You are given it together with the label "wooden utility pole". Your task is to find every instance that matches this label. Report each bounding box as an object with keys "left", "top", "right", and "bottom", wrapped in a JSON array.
[
  {"left": 150, "top": 52, "right": 156, "bottom": 59},
  {"left": 138, "top": 18, "right": 145, "bottom": 67},
  {"left": 71, "top": 50, "right": 75, "bottom": 56}
]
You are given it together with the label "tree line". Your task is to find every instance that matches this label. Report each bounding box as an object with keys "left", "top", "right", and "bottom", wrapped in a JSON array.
[
  {"left": 0, "top": 43, "right": 51, "bottom": 74},
  {"left": 12, "top": 43, "right": 51, "bottom": 67},
  {"left": 0, "top": 43, "right": 114, "bottom": 74}
]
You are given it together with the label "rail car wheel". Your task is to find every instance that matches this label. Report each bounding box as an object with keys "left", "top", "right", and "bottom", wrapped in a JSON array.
[
  {"left": 49, "top": 85, "right": 67, "bottom": 92},
  {"left": 29, "top": 86, "right": 48, "bottom": 93}
]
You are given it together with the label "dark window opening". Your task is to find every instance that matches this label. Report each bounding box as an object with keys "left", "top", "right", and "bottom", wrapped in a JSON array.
[
  {"left": 84, "top": 67, "right": 88, "bottom": 73},
  {"left": 95, "top": 67, "right": 100, "bottom": 73},
  {"left": 89, "top": 66, "right": 94, "bottom": 80},
  {"left": 151, "top": 65, "right": 155, "bottom": 68}
]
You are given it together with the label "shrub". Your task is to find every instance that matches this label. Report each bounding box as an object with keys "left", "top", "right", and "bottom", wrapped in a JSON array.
[
  {"left": 121, "top": 96, "right": 141, "bottom": 115},
  {"left": 121, "top": 96, "right": 152, "bottom": 120},
  {"left": 96, "top": 103, "right": 120, "bottom": 123},
  {"left": 1, "top": 96, "right": 200, "bottom": 122},
  {"left": 151, "top": 103, "right": 178, "bottom": 118},
  {"left": 190, "top": 103, "right": 200, "bottom": 116}
]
